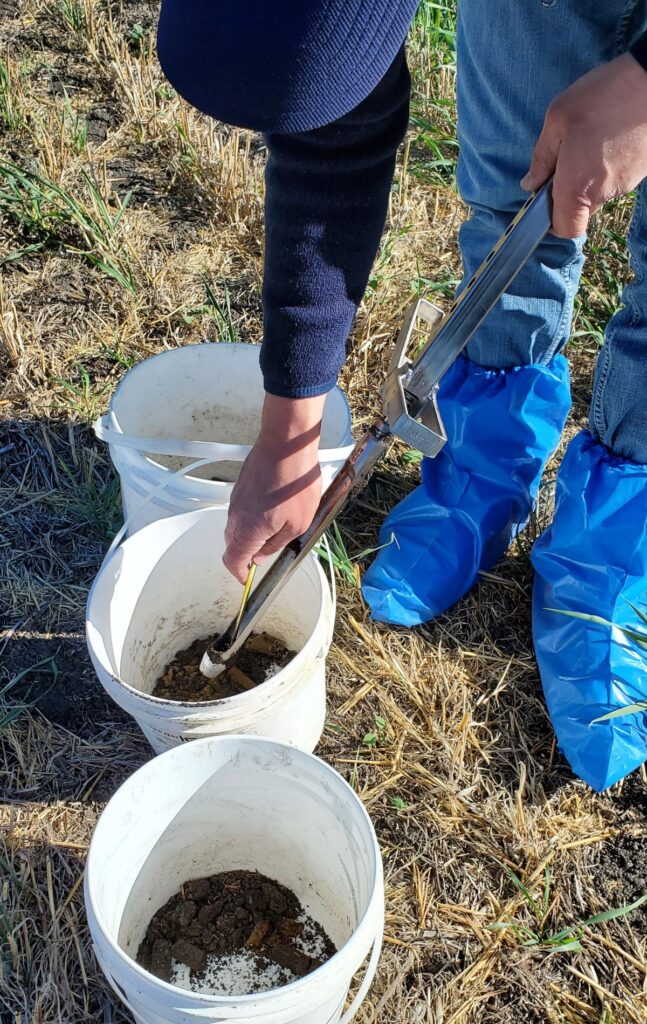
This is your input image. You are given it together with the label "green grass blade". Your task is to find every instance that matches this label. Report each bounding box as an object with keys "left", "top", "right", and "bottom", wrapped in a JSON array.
[
  {"left": 356, "top": 532, "right": 399, "bottom": 560},
  {"left": 615, "top": 625, "right": 647, "bottom": 650},
  {"left": 546, "top": 938, "right": 583, "bottom": 953},
  {"left": 546, "top": 924, "right": 579, "bottom": 942},
  {"left": 506, "top": 869, "right": 541, "bottom": 918},
  {"left": 546, "top": 607, "right": 647, "bottom": 649},
  {"left": 1, "top": 654, "right": 58, "bottom": 696},
  {"left": 582, "top": 893, "right": 647, "bottom": 926},
  {"left": 0, "top": 852, "right": 22, "bottom": 891},
  {"left": 0, "top": 241, "right": 46, "bottom": 264},
  {"left": 113, "top": 188, "right": 135, "bottom": 228},
  {"left": 0, "top": 705, "right": 28, "bottom": 730},
  {"left": 546, "top": 608, "right": 614, "bottom": 629},
  {"left": 621, "top": 597, "right": 647, "bottom": 627},
  {"left": 592, "top": 701, "right": 647, "bottom": 723},
  {"left": 88, "top": 256, "right": 136, "bottom": 293}
]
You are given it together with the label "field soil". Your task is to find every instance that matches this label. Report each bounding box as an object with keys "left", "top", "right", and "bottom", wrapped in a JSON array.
[
  {"left": 153, "top": 631, "right": 294, "bottom": 702},
  {"left": 137, "top": 869, "right": 336, "bottom": 992}
]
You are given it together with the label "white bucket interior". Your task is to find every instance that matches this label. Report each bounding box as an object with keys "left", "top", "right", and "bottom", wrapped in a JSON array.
[
  {"left": 110, "top": 343, "right": 352, "bottom": 484},
  {"left": 89, "top": 509, "right": 325, "bottom": 700},
  {"left": 85, "top": 738, "right": 383, "bottom": 1022},
  {"left": 111, "top": 741, "right": 377, "bottom": 955}
]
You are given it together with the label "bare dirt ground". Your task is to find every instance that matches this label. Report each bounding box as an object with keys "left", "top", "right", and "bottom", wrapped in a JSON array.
[{"left": 1, "top": 2, "right": 646, "bottom": 1022}]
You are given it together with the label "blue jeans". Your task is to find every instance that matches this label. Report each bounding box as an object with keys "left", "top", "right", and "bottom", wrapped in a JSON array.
[{"left": 457, "top": 0, "right": 647, "bottom": 464}]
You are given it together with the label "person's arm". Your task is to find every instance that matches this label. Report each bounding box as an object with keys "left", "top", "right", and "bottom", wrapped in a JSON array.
[
  {"left": 223, "top": 393, "right": 326, "bottom": 581},
  {"left": 521, "top": 47, "right": 647, "bottom": 236},
  {"left": 223, "top": 47, "right": 410, "bottom": 581}
]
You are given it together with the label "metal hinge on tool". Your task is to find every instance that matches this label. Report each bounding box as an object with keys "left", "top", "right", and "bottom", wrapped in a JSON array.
[{"left": 383, "top": 297, "right": 446, "bottom": 458}]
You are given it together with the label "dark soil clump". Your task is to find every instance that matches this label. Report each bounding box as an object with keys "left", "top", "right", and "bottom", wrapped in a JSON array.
[
  {"left": 137, "top": 870, "right": 336, "bottom": 992},
  {"left": 153, "top": 632, "right": 295, "bottom": 702},
  {"left": 589, "top": 832, "right": 647, "bottom": 931}
]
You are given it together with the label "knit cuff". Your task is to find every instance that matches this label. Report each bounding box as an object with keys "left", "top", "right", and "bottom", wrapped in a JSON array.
[
  {"left": 262, "top": 376, "right": 338, "bottom": 400},
  {"left": 629, "top": 32, "right": 647, "bottom": 74}
]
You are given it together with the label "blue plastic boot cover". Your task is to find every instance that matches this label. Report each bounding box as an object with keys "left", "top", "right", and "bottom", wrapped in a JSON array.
[
  {"left": 362, "top": 353, "right": 571, "bottom": 626},
  {"left": 531, "top": 430, "right": 647, "bottom": 791}
]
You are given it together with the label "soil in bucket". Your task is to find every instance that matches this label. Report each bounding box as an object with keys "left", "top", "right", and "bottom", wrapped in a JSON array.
[
  {"left": 153, "top": 632, "right": 295, "bottom": 702},
  {"left": 136, "top": 870, "right": 336, "bottom": 995}
]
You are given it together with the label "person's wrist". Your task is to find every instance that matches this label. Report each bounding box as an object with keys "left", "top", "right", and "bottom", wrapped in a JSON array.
[
  {"left": 257, "top": 392, "right": 326, "bottom": 456},
  {"left": 616, "top": 49, "right": 647, "bottom": 96}
]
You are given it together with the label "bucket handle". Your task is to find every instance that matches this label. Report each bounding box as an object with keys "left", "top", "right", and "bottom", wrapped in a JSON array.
[
  {"left": 337, "top": 920, "right": 384, "bottom": 1024},
  {"left": 95, "top": 945, "right": 149, "bottom": 1023},
  {"left": 94, "top": 413, "right": 355, "bottom": 465},
  {"left": 103, "top": 456, "right": 213, "bottom": 565},
  {"left": 95, "top": 922, "right": 383, "bottom": 1024}
]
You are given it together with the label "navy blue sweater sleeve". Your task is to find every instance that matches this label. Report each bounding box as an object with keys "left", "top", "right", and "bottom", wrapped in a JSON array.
[
  {"left": 630, "top": 32, "right": 647, "bottom": 72},
  {"left": 260, "top": 46, "right": 410, "bottom": 398}
]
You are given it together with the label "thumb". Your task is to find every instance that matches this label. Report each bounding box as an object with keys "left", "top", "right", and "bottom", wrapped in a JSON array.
[
  {"left": 521, "top": 121, "right": 561, "bottom": 191},
  {"left": 222, "top": 534, "right": 261, "bottom": 584}
]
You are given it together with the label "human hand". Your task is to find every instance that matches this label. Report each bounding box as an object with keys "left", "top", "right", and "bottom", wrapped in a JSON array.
[
  {"left": 222, "top": 393, "right": 325, "bottom": 583},
  {"left": 521, "top": 52, "right": 647, "bottom": 237}
]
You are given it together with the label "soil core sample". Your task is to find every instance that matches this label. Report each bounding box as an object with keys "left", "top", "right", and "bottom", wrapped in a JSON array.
[
  {"left": 153, "top": 632, "right": 295, "bottom": 702},
  {"left": 136, "top": 869, "right": 336, "bottom": 995}
]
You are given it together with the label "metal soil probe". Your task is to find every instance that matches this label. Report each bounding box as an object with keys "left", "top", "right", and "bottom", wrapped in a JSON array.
[{"left": 201, "top": 179, "right": 554, "bottom": 678}]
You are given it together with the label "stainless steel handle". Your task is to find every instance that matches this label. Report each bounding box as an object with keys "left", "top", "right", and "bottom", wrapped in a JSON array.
[{"left": 404, "top": 177, "right": 553, "bottom": 409}]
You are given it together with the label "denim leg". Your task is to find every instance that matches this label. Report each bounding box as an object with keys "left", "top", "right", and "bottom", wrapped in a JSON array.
[
  {"left": 456, "top": 0, "right": 643, "bottom": 369},
  {"left": 590, "top": 179, "right": 647, "bottom": 463}
]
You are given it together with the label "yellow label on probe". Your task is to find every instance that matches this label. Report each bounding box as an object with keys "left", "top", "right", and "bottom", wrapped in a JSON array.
[{"left": 231, "top": 563, "right": 257, "bottom": 641}]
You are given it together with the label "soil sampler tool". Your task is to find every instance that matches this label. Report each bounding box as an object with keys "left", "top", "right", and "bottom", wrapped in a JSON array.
[{"left": 201, "top": 179, "right": 553, "bottom": 679}]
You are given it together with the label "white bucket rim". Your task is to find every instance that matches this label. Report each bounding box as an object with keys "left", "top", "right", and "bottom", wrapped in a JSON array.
[
  {"left": 85, "top": 735, "right": 383, "bottom": 1007},
  {"left": 85, "top": 508, "right": 333, "bottom": 712},
  {"left": 107, "top": 341, "right": 353, "bottom": 475}
]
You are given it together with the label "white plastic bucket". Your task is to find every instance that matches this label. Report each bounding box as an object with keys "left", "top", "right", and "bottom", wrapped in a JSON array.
[
  {"left": 95, "top": 343, "right": 354, "bottom": 535},
  {"left": 86, "top": 507, "right": 334, "bottom": 754},
  {"left": 85, "top": 736, "right": 384, "bottom": 1024}
]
